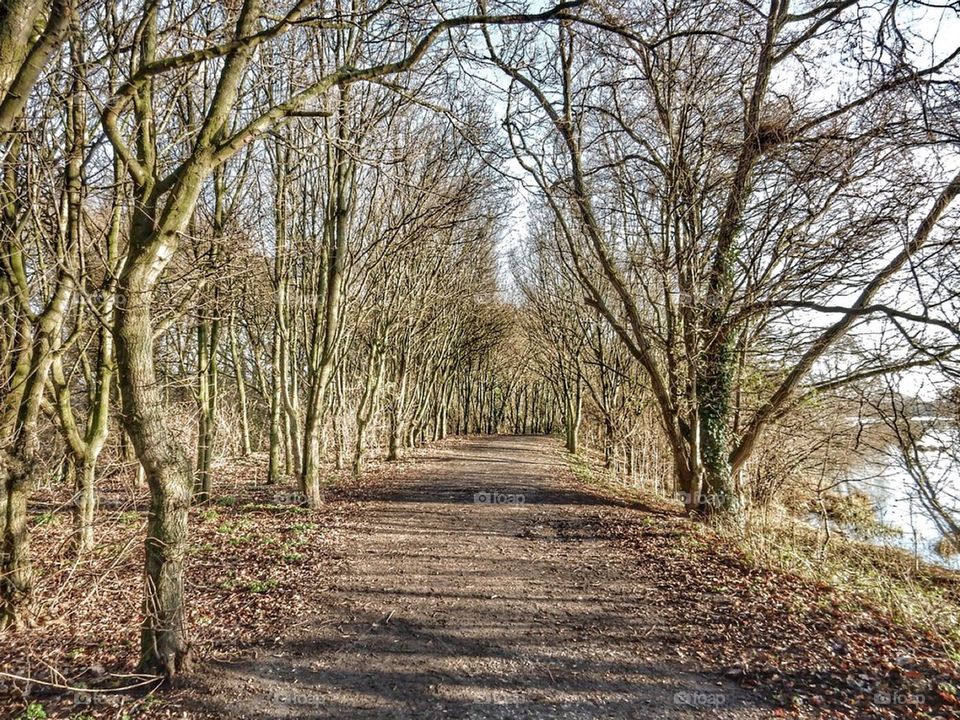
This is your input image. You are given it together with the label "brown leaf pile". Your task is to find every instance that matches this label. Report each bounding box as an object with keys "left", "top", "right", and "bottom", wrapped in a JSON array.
[{"left": 587, "top": 497, "right": 960, "bottom": 719}]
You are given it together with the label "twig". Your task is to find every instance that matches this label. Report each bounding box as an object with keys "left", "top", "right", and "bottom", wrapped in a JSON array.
[{"left": 0, "top": 670, "right": 162, "bottom": 694}]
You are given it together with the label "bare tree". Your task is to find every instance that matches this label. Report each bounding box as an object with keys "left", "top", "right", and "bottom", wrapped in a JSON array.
[{"left": 485, "top": 0, "right": 960, "bottom": 517}]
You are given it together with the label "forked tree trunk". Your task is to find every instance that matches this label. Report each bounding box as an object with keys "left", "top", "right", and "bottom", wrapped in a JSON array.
[
  {"left": 100, "top": 0, "right": 265, "bottom": 677},
  {"left": 0, "top": 1, "right": 75, "bottom": 623},
  {"left": 0, "top": 219, "right": 74, "bottom": 625},
  {"left": 0, "top": 291, "right": 70, "bottom": 625},
  {"left": 300, "top": 94, "right": 352, "bottom": 507}
]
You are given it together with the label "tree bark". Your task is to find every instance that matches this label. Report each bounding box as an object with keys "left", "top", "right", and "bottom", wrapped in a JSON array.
[{"left": 116, "top": 259, "right": 194, "bottom": 676}]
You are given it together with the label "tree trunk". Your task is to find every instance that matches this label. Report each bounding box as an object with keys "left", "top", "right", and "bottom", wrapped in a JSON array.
[
  {"left": 0, "top": 463, "right": 30, "bottom": 628},
  {"left": 268, "top": 146, "right": 290, "bottom": 484},
  {"left": 195, "top": 312, "right": 220, "bottom": 503},
  {"left": 229, "top": 311, "right": 251, "bottom": 456},
  {"left": 116, "top": 276, "right": 194, "bottom": 677},
  {"left": 697, "top": 335, "right": 739, "bottom": 518},
  {"left": 72, "top": 458, "right": 96, "bottom": 553},
  {"left": 353, "top": 342, "right": 384, "bottom": 476},
  {"left": 564, "top": 389, "right": 581, "bottom": 454},
  {"left": 387, "top": 353, "right": 408, "bottom": 461},
  {"left": 387, "top": 407, "right": 401, "bottom": 461},
  {"left": 0, "top": 261, "right": 73, "bottom": 625}
]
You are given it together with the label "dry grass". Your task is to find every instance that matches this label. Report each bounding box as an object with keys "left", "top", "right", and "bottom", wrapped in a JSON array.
[
  {"left": 565, "top": 447, "right": 960, "bottom": 660},
  {"left": 732, "top": 512, "right": 960, "bottom": 659}
]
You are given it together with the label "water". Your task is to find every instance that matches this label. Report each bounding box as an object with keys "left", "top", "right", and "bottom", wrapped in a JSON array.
[{"left": 846, "top": 435, "right": 960, "bottom": 571}]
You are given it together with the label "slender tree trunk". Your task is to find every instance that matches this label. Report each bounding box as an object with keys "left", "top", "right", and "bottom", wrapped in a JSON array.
[
  {"left": 282, "top": 339, "right": 301, "bottom": 476},
  {"left": 196, "top": 321, "right": 211, "bottom": 499},
  {"left": 0, "top": 464, "right": 30, "bottom": 628},
  {"left": 387, "top": 355, "right": 408, "bottom": 461},
  {"left": 72, "top": 458, "right": 96, "bottom": 552},
  {"left": 268, "top": 146, "right": 290, "bottom": 484},
  {"left": 229, "top": 311, "right": 251, "bottom": 456},
  {"left": 43, "top": 40, "right": 114, "bottom": 556},
  {"left": 353, "top": 342, "right": 385, "bottom": 476},
  {"left": 331, "top": 364, "right": 346, "bottom": 471},
  {"left": 195, "top": 311, "right": 220, "bottom": 503},
  {"left": 563, "top": 384, "right": 581, "bottom": 454}
]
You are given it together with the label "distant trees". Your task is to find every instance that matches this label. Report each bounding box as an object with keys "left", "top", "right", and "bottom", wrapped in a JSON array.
[{"left": 515, "top": 218, "right": 653, "bottom": 475}]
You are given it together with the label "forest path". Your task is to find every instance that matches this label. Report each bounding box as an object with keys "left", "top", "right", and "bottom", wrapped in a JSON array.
[{"left": 184, "top": 435, "right": 768, "bottom": 719}]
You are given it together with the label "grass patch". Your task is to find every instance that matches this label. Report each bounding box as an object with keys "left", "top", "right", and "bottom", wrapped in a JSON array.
[
  {"left": 245, "top": 578, "right": 279, "bottom": 594},
  {"left": 731, "top": 513, "right": 960, "bottom": 656}
]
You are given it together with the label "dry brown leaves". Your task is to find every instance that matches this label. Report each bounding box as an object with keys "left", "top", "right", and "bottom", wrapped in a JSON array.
[
  {"left": 0, "top": 455, "right": 360, "bottom": 719},
  {"left": 590, "top": 497, "right": 960, "bottom": 720}
]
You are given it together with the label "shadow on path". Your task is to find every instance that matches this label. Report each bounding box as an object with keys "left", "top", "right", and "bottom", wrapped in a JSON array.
[{"left": 183, "top": 435, "right": 769, "bottom": 719}]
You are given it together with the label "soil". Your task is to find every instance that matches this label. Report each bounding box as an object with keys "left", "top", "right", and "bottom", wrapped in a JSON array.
[{"left": 181, "top": 435, "right": 769, "bottom": 719}]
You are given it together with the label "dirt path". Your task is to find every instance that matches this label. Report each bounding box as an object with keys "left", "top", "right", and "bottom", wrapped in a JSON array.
[{"left": 185, "top": 435, "right": 768, "bottom": 719}]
